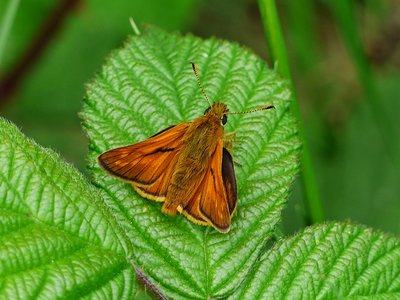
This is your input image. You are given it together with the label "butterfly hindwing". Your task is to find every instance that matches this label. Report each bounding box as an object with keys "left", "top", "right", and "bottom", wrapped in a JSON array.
[{"left": 178, "top": 191, "right": 209, "bottom": 225}]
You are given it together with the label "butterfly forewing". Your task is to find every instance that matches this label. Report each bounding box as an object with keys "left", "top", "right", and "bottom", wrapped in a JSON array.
[
  {"left": 222, "top": 148, "right": 238, "bottom": 214},
  {"left": 97, "top": 123, "right": 190, "bottom": 198},
  {"left": 198, "top": 140, "right": 232, "bottom": 232}
]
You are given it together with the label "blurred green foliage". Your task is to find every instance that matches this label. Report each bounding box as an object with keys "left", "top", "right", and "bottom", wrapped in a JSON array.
[
  {"left": 1, "top": 0, "right": 399, "bottom": 254},
  {"left": 0, "top": 0, "right": 198, "bottom": 168}
]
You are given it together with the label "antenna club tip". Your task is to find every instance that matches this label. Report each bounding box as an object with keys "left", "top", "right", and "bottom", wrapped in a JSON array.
[{"left": 262, "top": 105, "right": 275, "bottom": 110}]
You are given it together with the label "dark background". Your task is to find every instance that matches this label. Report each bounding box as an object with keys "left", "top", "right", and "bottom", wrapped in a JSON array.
[{"left": 1, "top": 0, "right": 399, "bottom": 237}]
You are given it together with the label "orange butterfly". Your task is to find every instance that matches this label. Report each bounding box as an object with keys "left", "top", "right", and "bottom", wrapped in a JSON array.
[{"left": 98, "top": 63, "right": 274, "bottom": 233}]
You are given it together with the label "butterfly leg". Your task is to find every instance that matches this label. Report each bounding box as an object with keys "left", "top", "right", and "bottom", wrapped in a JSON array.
[
  {"left": 223, "top": 132, "right": 236, "bottom": 154},
  {"left": 223, "top": 132, "right": 243, "bottom": 167},
  {"left": 224, "top": 131, "right": 236, "bottom": 140}
]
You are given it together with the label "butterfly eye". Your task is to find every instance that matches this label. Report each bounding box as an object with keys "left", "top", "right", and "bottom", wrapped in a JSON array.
[
  {"left": 204, "top": 106, "right": 211, "bottom": 115},
  {"left": 221, "top": 114, "right": 228, "bottom": 125}
]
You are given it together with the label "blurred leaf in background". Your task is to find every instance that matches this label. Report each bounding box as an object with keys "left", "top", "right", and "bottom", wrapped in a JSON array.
[
  {"left": 279, "top": 0, "right": 400, "bottom": 235},
  {"left": 0, "top": 0, "right": 198, "bottom": 169}
]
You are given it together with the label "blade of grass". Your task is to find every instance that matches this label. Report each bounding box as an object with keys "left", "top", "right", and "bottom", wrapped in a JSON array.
[
  {"left": 257, "top": 0, "right": 325, "bottom": 224},
  {"left": 284, "top": 0, "right": 318, "bottom": 71},
  {"left": 329, "top": 0, "right": 399, "bottom": 166},
  {"left": 0, "top": 0, "right": 20, "bottom": 68}
]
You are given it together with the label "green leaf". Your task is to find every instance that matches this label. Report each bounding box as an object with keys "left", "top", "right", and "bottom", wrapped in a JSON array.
[
  {"left": 234, "top": 222, "right": 400, "bottom": 299},
  {"left": 82, "top": 26, "right": 301, "bottom": 299},
  {"left": 0, "top": 118, "right": 137, "bottom": 298}
]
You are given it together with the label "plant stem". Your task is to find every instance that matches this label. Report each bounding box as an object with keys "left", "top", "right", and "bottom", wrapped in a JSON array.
[
  {"left": 257, "top": 0, "right": 325, "bottom": 224},
  {"left": 0, "top": 0, "right": 81, "bottom": 105},
  {"left": 0, "top": 0, "right": 20, "bottom": 68},
  {"left": 284, "top": 0, "right": 318, "bottom": 71},
  {"left": 329, "top": 0, "right": 398, "bottom": 166}
]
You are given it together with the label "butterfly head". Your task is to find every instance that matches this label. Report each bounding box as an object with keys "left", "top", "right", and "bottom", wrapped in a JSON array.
[
  {"left": 192, "top": 62, "right": 274, "bottom": 126},
  {"left": 204, "top": 102, "right": 229, "bottom": 125}
]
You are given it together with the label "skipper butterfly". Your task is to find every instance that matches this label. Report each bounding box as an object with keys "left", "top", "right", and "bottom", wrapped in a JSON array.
[{"left": 98, "top": 63, "right": 274, "bottom": 233}]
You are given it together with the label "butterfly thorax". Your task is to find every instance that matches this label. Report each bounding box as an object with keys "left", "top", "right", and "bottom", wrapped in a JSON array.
[{"left": 179, "top": 101, "right": 228, "bottom": 161}]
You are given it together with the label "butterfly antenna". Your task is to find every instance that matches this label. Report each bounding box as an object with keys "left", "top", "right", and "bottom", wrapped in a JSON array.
[
  {"left": 227, "top": 104, "right": 275, "bottom": 114},
  {"left": 191, "top": 63, "right": 212, "bottom": 107}
]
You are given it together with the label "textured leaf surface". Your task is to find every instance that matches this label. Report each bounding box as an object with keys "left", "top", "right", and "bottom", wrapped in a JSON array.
[
  {"left": 234, "top": 223, "right": 400, "bottom": 299},
  {"left": 0, "top": 118, "right": 136, "bottom": 299},
  {"left": 82, "top": 27, "right": 300, "bottom": 299}
]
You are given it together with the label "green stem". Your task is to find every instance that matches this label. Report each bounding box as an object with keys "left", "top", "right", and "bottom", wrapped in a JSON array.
[
  {"left": 257, "top": 0, "right": 325, "bottom": 223},
  {"left": 329, "top": 0, "right": 398, "bottom": 165},
  {"left": 284, "top": 0, "right": 318, "bottom": 71},
  {"left": 0, "top": 0, "right": 20, "bottom": 68}
]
